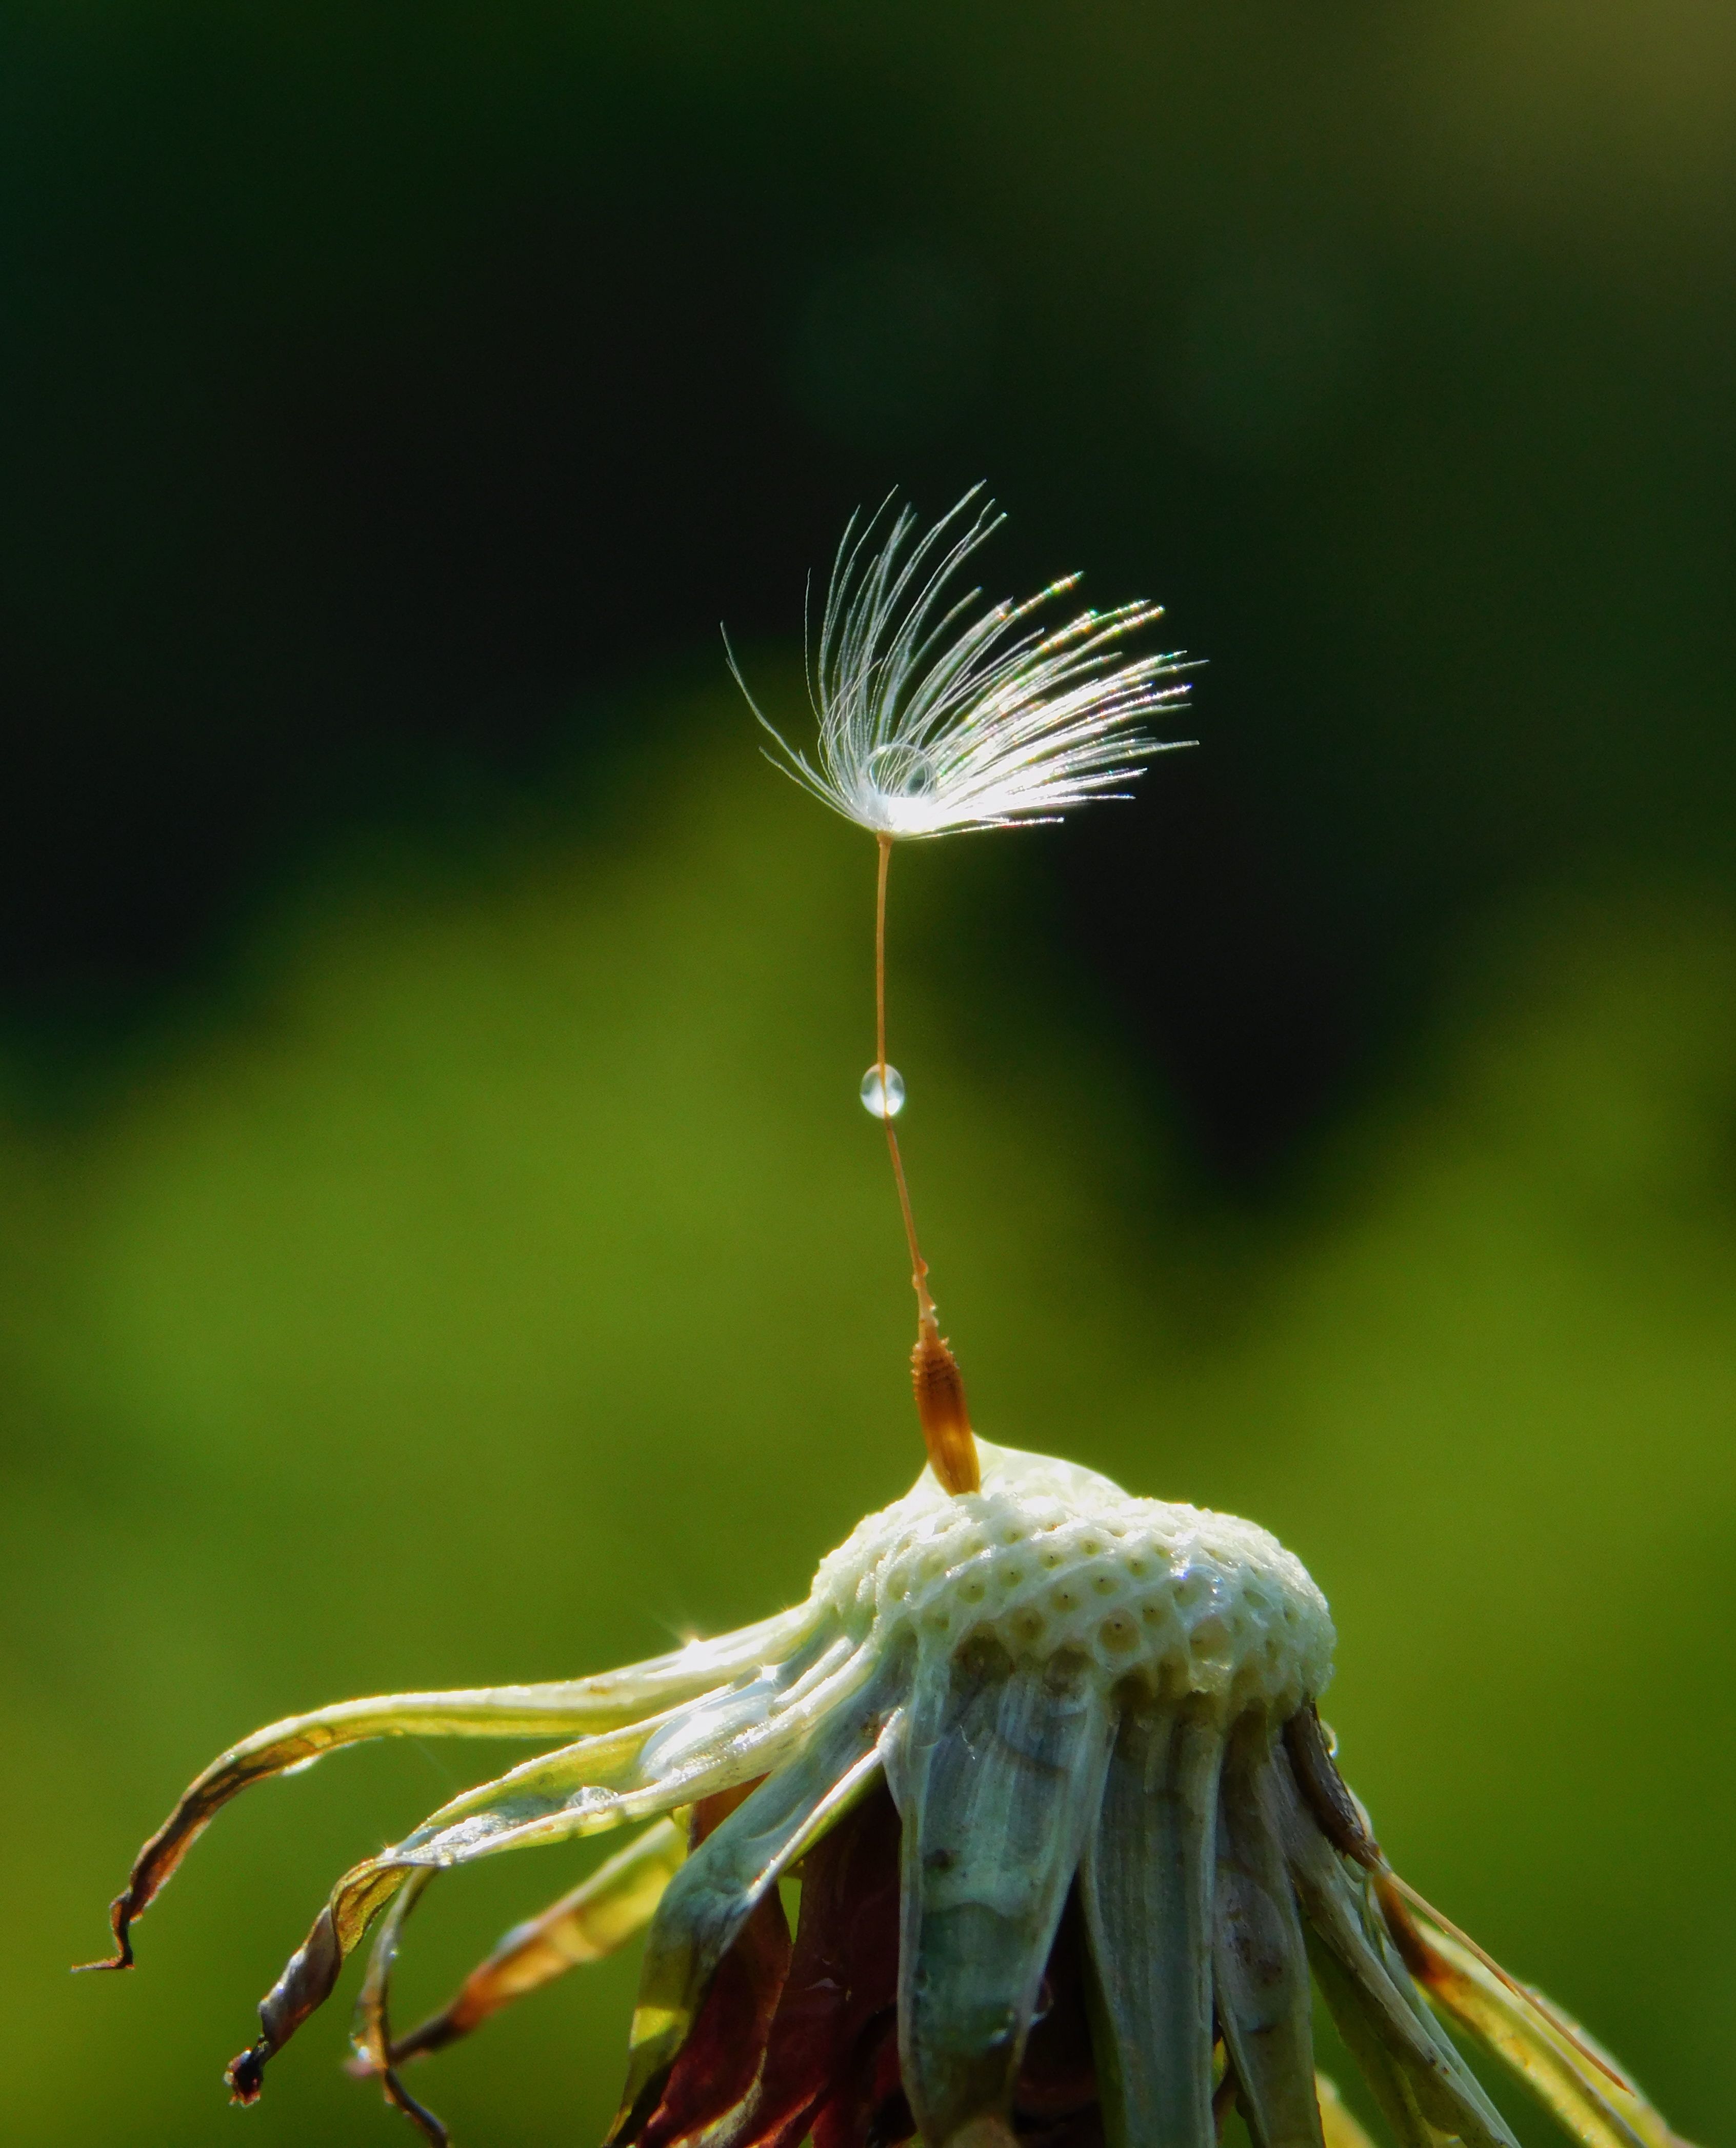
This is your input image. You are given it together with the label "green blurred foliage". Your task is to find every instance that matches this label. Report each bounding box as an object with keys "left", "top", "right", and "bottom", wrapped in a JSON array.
[{"left": 2, "top": 700, "right": 1731, "bottom": 2142}]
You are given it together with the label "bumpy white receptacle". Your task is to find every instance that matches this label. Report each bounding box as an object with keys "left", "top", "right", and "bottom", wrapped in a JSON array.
[{"left": 811, "top": 1440, "right": 1334, "bottom": 1714}]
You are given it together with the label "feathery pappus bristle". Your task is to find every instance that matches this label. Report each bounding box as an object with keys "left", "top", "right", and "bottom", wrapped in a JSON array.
[{"left": 729, "top": 486, "right": 1195, "bottom": 839}]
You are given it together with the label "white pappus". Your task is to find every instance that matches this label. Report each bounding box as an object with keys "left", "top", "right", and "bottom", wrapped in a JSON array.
[{"left": 728, "top": 486, "right": 1196, "bottom": 840}]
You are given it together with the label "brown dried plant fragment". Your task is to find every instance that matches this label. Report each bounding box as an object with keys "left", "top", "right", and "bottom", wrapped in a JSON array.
[
  {"left": 385, "top": 1817, "right": 686, "bottom": 2067},
  {"left": 78, "top": 1614, "right": 807, "bottom": 1972},
  {"left": 348, "top": 1869, "right": 450, "bottom": 2146},
  {"left": 1380, "top": 1885, "right": 1697, "bottom": 2148}
]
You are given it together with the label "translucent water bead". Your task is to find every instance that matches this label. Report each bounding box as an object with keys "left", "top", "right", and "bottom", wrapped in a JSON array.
[
  {"left": 860, "top": 1063, "right": 906, "bottom": 1119},
  {"left": 865, "top": 743, "right": 937, "bottom": 800}
]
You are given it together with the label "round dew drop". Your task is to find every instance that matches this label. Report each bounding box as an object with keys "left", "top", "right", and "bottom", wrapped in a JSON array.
[
  {"left": 866, "top": 744, "right": 937, "bottom": 799},
  {"left": 860, "top": 1063, "right": 906, "bottom": 1119}
]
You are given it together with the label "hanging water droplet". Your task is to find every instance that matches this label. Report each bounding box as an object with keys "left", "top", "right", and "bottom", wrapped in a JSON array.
[
  {"left": 866, "top": 744, "right": 937, "bottom": 800},
  {"left": 860, "top": 1062, "right": 906, "bottom": 1119}
]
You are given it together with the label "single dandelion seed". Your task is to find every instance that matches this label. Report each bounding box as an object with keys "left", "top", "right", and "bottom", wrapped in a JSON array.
[
  {"left": 731, "top": 486, "right": 1192, "bottom": 843},
  {"left": 729, "top": 487, "right": 1194, "bottom": 1497}
]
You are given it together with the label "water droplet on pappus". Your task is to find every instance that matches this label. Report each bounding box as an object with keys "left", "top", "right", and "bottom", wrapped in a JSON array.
[
  {"left": 866, "top": 744, "right": 937, "bottom": 799},
  {"left": 860, "top": 1063, "right": 906, "bottom": 1119}
]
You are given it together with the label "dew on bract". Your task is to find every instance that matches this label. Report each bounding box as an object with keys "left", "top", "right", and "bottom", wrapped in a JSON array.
[{"left": 860, "top": 1063, "right": 906, "bottom": 1119}]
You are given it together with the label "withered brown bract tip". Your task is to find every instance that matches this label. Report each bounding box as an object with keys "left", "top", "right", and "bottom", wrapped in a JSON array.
[
  {"left": 71, "top": 1895, "right": 136, "bottom": 1973},
  {"left": 606, "top": 2070, "right": 673, "bottom": 2148},
  {"left": 911, "top": 1327, "right": 980, "bottom": 1495},
  {"left": 385, "top": 2010, "right": 466, "bottom": 2065},
  {"left": 379, "top": 2065, "right": 452, "bottom": 2146},
  {"left": 226, "top": 2045, "right": 268, "bottom": 2104},
  {"left": 1283, "top": 1703, "right": 1381, "bottom": 1869}
]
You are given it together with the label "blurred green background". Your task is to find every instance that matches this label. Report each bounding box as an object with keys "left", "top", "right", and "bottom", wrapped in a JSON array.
[{"left": 3, "top": 5, "right": 1733, "bottom": 2143}]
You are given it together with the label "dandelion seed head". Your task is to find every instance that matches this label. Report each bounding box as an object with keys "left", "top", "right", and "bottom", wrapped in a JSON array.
[
  {"left": 95, "top": 1438, "right": 1689, "bottom": 2148},
  {"left": 812, "top": 1439, "right": 1333, "bottom": 1708},
  {"left": 730, "top": 486, "right": 1195, "bottom": 838}
]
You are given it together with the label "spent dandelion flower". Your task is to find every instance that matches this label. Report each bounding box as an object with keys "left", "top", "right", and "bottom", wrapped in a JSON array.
[
  {"left": 82, "top": 494, "right": 1695, "bottom": 2148},
  {"left": 79, "top": 1446, "right": 1692, "bottom": 2148}
]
